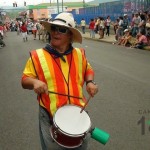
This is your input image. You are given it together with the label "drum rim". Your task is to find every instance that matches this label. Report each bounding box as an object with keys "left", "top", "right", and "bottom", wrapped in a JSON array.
[
  {"left": 53, "top": 104, "right": 92, "bottom": 136},
  {"left": 54, "top": 124, "right": 91, "bottom": 137}
]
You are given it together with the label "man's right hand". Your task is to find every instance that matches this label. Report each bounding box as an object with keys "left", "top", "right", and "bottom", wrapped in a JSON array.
[{"left": 33, "top": 80, "right": 48, "bottom": 95}]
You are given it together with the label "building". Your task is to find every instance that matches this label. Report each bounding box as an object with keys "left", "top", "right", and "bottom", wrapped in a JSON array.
[{"left": 17, "top": 0, "right": 150, "bottom": 23}]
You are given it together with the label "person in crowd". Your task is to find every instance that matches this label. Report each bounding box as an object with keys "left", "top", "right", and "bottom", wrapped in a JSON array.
[
  {"left": 133, "top": 29, "right": 148, "bottom": 49},
  {"left": 117, "top": 29, "right": 130, "bottom": 45},
  {"left": 27, "top": 19, "right": 33, "bottom": 34},
  {"left": 0, "top": 25, "right": 6, "bottom": 48},
  {"left": 121, "top": 31, "right": 133, "bottom": 47},
  {"left": 146, "top": 14, "right": 150, "bottom": 45},
  {"left": 132, "top": 13, "right": 140, "bottom": 37},
  {"left": 21, "top": 12, "right": 98, "bottom": 150},
  {"left": 0, "top": 24, "right": 4, "bottom": 37},
  {"left": 130, "top": 13, "right": 135, "bottom": 29},
  {"left": 39, "top": 23, "right": 48, "bottom": 42},
  {"left": 143, "top": 11, "right": 148, "bottom": 21},
  {"left": 105, "top": 16, "right": 111, "bottom": 36},
  {"left": 6, "top": 22, "right": 10, "bottom": 31},
  {"left": 36, "top": 21, "right": 42, "bottom": 40},
  {"left": 15, "top": 21, "right": 19, "bottom": 34},
  {"left": 80, "top": 18, "right": 86, "bottom": 34},
  {"left": 146, "top": 13, "right": 150, "bottom": 35},
  {"left": 89, "top": 18, "right": 95, "bottom": 38},
  {"left": 20, "top": 22, "right": 28, "bottom": 42},
  {"left": 138, "top": 14, "right": 146, "bottom": 34},
  {"left": 146, "top": 29, "right": 150, "bottom": 46},
  {"left": 3, "top": 24, "right": 7, "bottom": 37},
  {"left": 99, "top": 17, "right": 105, "bottom": 39},
  {"left": 32, "top": 21, "right": 38, "bottom": 40},
  {"left": 116, "top": 16, "right": 124, "bottom": 41},
  {"left": 113, "top": 18, "right": 119, "bottom": 41},
  {"left": 123, "top": 14, "right": 129, "bottom": 31},
  {"left": 94, "top": 17, "right": 100, "bottom": 33},
  {"left": 11, "top": 22, "right": 16, "bottom": 32}
]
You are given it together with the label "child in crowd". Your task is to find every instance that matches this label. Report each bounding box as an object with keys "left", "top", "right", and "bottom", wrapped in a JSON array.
[
  {"left": 117, "top": 29, "right": 130, "bottom": 45},
  {"left": 121, "top": 31, "right": 133, "bottom": 46}
]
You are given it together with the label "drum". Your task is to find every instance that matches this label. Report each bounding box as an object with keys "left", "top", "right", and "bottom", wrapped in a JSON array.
[{"left": 50, "top": 105, "right": 91, "bottom": 148}]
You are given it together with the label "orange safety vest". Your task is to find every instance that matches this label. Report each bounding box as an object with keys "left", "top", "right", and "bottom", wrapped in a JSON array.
[{"left": 30, "top": 48, "right": 88, "bottom": 117}]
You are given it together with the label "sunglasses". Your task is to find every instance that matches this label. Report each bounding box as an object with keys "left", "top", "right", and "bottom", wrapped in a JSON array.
[{"left": 51, "top": 25, "right": 69, "bottom": 34}]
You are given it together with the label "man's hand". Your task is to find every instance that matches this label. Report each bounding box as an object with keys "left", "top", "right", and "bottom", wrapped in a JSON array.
[
  {"left": 33, "top": 80, "right": 48, "bottom": 95},
  {"left": 86, "top": 82, "right": 98, "bottom": 97},
  {"left": 22, "top": 77, "right": 48, "bottom": 95}
]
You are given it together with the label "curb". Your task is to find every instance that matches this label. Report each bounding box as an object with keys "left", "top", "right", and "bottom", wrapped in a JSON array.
[
  {"left": 82, "top": 34, "right": 150, "bottom": 51},
  {"left": 83, "top": 36, "right": 113, "bottom": 44}
]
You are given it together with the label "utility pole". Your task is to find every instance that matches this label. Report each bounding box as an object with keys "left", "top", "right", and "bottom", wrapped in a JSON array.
[
  {"left": 50, "top": 0, "right": 51, "bottom": 6},
  {"left": 83, "top": 0, "right": 85, "bottom": 8},
  {"left": 57, "top": 0, "right": 59, "bottom": 14},
  {"left": 24, "top": 1, "right": 26, "bottom": 6},
  {"left": 0, "top": 10, "right": 2, "bottom": 22},
  {"left": 83, "top": 0, "right": 85, "bottom": 14},
  {"left": 62, "top": 0, "right": 63, "bottom": 12}
]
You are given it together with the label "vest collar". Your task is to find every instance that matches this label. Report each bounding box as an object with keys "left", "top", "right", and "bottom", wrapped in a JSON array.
[{"left": 44, "top": 44, "right": 73, "bottom": 62}]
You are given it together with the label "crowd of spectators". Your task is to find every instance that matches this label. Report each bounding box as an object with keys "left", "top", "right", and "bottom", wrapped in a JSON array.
[
  {"left": 114, "top": 11, "right": 150, "bottom": 50},
  {"left": 1, "top": 10, "right": 150, "bottom": 51},
  {"left": 79, "top": 10, "right": 150, "bottom": 50},
  {"left": 0, "top": 19, "right": 50, "bottom": 46}
]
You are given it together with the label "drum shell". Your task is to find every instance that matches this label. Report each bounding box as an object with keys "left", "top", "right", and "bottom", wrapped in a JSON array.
[
  {"left": 50, "top": 105, "right": 91, "bottom": 148},
  {"left": 50, "top": 125, "right": 87, "bottom": 148}
]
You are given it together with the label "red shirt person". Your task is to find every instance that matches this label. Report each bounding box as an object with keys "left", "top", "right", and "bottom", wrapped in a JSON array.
[
  {"left": 0, "top": 25, "right": 4, "bottom": 36},
  {"left": 89, "top": 19, "right": 95, "bottom": 38},
  {"left": 20, "top": 23, "right": 28, "bottom": 42},
  {"left": 20, "top": 23, "right": 27, "bottom": 32}
]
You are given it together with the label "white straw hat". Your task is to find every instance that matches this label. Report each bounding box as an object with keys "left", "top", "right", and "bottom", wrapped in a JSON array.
[
  {"left": 124, "top": 29, "right": 129, "bottom": 32},
  {"left": 41, "top": 12, "right": 82, "bottom": 43}
]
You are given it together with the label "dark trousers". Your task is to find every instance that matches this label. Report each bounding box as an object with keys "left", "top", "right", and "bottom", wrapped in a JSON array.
[{"left": 105, "top": 26, "right": 110, "bottom": 36}]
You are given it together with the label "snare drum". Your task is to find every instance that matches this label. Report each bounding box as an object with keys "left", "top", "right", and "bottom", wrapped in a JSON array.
[{"left": 50, "top": 105, "right": 91, "bottom": 148}]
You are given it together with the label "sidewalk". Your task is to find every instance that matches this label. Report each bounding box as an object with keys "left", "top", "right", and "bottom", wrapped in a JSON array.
[
  {"left": 81, "top": 32, "right": 150, "bottom": 51},
  {"left": 81, "top": 31, "right": 116, "bottom": 44}
]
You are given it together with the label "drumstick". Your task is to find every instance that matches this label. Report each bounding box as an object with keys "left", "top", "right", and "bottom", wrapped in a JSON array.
[
  {"left": 80, "top": 96, "right": 91, "bottom": 113},
  {"left": 48, "top": 91, "right": 82, "bottom": 99}
]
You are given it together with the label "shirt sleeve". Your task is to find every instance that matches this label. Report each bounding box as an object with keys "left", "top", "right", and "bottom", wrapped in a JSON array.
[
  {"left": 86, "top": 62, "right": 94, "bottom": 77},
  {"left": 22, "top": 58, "right": 37, "bottom": 80},
  {"left": 81, "top": 48, "right": 94, "bottom": 78}
]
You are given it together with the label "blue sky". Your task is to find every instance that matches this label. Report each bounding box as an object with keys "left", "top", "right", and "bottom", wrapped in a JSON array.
[{"left": 0, "top": 0, "right": 93, "bottom": 7}]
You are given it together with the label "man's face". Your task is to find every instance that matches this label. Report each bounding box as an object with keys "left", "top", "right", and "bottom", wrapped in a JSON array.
[{"left": 50, "top": 25, "right": 72, "bottom": 48}]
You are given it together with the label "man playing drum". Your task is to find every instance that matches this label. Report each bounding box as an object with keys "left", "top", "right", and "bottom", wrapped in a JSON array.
[{"left": 21, "top": 12, "right": 98, "bottom": 150}]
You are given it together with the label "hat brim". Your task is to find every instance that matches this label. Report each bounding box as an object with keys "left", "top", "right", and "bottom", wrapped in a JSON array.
[
  {"left": 124, "top": 29, "right": 129, "bottom": 32},
  {"left": 41, "top": 21, "right": 82, "bottom": 44}
]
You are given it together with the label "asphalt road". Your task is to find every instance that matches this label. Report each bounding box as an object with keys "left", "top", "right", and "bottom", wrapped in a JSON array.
[{"left": 0, "top": 32, "right": 150, "bottom": 150}]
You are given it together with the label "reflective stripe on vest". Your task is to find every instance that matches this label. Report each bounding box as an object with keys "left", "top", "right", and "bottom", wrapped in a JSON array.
[{"left": 30, "top": 48, "right": 87, "bottom": 116}]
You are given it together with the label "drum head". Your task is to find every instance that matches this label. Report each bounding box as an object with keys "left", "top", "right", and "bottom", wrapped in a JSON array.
[{"left": 53, "top": 105, "right": 91, "bottom": 136}]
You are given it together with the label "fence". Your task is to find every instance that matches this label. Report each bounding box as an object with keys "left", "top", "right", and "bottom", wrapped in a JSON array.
[{"left": 52, "top": 0, "right": 150, "bottom": 24}]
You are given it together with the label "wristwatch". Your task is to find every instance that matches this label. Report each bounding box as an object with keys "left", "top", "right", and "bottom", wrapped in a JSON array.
[{"left": 86, "top": 80, "right": 96, "bottom": 86}]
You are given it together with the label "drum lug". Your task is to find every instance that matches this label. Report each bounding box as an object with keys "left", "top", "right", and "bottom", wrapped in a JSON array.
[
  {"left": 54, "top": 130, "right": 58, "bottom": 139},
  {"left": 81, "top": 132, "right": 87, "bottom": 143}
]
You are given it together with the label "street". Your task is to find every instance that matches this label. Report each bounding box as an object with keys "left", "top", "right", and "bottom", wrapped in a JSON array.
[{"left": 0, "top": 32, "right": 150, "bottom": 150}]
